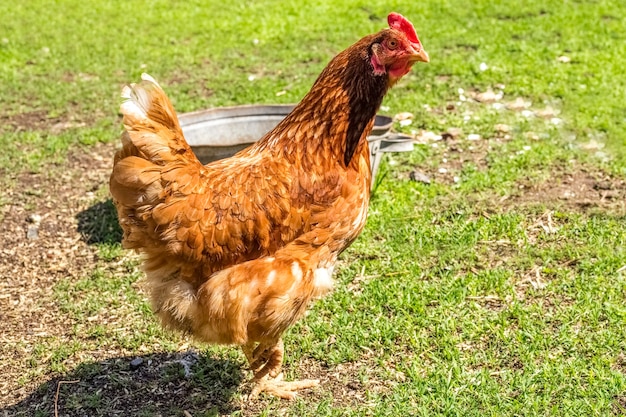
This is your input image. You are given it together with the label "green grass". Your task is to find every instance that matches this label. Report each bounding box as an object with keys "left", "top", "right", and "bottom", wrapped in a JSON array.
[{"left": 2, "top": 0, "right": 626, "bottom": 416}]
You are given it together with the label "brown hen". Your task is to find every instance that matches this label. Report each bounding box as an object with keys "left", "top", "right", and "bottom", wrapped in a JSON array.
[{"left": 109, "top": 12, "right": 428, "bottom": 399}]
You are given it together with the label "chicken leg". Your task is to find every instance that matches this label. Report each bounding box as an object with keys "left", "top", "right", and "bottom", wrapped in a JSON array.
[{"left": 242, "top": 339, "right": 319, "bottom": 400}]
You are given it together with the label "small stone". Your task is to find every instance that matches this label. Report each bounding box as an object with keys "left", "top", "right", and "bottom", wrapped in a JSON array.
[
  {"left": 415, "top": 130, "right": 442, "bottom": 143},
  {"left": 507, "top": 97, "right": 532, "bottom": 111},
  {"left": 593, "top": 181, "right": 612, "bottom": 191},
  {"left": 557, "top": 55, "right": 571, "bottom": 63},
  {"left": 443, "top": 127, "right": 462, "bottom": 140},
  {"left": 130, "top": 357, "right": 144, "bottom": 370},
  {"left": 494, "top": 124, "right": 511, "bottom": 133},
  {"left": 581, "top": 139, "right": 605, "bottom": 150},
  {"left": 474, "top": 89, "right": 502, "bottom": 103},
  {"left": 409, "top": 170, "right": 431, "bottom": 184},
  {"left": 27, "top": 213, "right": 42, "bottom": 224},
  {"left": 536, "top": 107, "right": 558, "bottom": 118},
  {"left": 467, "top": 133, "right": 481, "bottom": 141},
  {"left": 27, "top": 225, "right": 39, "bottom": 240},
  {"left": 438, "top": 167, "right": 448, "bottom": 174},
  {"left": 395, "top": 112, "right": 414, "bottom": 121},
  {"left": 347, "top": 380, "right": 362, "bottom": 390}
]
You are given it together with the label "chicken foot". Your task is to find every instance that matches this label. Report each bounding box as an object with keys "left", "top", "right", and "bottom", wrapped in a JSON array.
[{"left": 242, "top": 339, "right": 319, "bottom": 400}]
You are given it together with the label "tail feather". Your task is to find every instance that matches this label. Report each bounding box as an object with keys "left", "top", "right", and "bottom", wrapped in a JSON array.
[
  {"left": 118, "top": 73, "right": 198, "bottom": 164},
  {"left": 110, "top": 156, "right": 162, "bottom": 205},
  {"left": 110, "top": 73, "right": 204, "bottom": 253}
]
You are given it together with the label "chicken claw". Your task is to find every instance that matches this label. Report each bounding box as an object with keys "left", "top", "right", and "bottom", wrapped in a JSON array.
[
  {"left": 249, "top": 373, "right": 319, "bottom": 400},
  {"left": 243, "top": 339, "right": 318, "bottom": 399}
]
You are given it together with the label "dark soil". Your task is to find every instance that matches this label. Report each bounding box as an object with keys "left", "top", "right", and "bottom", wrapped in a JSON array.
[{"left": 0, "top": 142, "right": 115, "bottom": 408}]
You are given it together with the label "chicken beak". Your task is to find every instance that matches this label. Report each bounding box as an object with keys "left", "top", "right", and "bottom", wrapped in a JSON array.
[{"left": 409, "top": 45, "right": 430, "bottom": 63}]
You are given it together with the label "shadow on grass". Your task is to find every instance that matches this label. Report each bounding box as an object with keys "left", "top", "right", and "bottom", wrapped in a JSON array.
[
  {"left": 3, "top": 351, "right": 245, "bottom": 417},
  {"left": 77, "top": 199, "right": 123, "bottom": 245}
]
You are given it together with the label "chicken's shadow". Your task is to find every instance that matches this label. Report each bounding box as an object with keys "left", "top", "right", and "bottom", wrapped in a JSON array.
[
  {"left": 76, "top": 198, "right": 123, "bottom": 245},
  {"left": 3, "top": 351, "right": 245, "bottom": 416}
]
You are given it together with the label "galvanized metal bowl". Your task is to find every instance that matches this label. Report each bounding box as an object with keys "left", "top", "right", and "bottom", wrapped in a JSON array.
[{"left": 179, "top": 105, "right": 413, "bottom": 183}]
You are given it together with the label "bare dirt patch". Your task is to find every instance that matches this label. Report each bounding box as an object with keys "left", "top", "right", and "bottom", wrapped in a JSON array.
[
  {"left": 0, "top": 141, "right": 116, "bottom": 407},
  {"left": 0, "top": 109, "right": 87, "bottom": 134},
  {"left": 506, "top": 167, "right": 626, "bottom": 214}
]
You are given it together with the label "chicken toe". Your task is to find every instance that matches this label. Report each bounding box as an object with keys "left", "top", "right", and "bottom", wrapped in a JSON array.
[{"left": 249, "top": 374, "right": 319, "bottom": 400}]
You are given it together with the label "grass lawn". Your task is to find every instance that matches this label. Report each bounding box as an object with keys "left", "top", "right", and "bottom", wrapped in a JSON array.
[{"left": 1, "top": 0, "right": 625, "bottom": 416}]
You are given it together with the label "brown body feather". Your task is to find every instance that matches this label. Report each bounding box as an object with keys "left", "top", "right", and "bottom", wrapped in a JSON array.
[{"left": 110, "top": 17, "right": 428, "bottom": 397}]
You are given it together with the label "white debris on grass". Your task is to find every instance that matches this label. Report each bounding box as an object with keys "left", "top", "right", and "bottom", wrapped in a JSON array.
[
  {"left": 414, "top": 130, "right": 442, "bottom": 143},
  {"left": 494, "top": 124, "right": 511, "bottom": 133},
  {"left": 507, "top": 97, "right": 532, "bottom": 111},
  {"left": 395, "top": 112, "right": 414, "bottom": 121},
  {"left": 580, "top": 139, "right": 605, "bottom": 150},
  {"left": 536, "top": 106, "right": 559, "bottom": 118},
  {"left": 473, "top": 89, "right": 503, "bottom": 103},
  {"left": 458, "top": 88, "right": 467, "bottom": 102}
]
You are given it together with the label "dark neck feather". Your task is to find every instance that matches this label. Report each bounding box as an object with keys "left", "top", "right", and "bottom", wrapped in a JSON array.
[
  {"left": 259, "top": 32, "right": 389, "bottom": 167},
  {"left": 340, "top": 43, "right": 388, "bottom": 165}
]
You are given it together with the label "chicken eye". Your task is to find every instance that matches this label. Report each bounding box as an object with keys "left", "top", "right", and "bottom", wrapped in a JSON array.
[{"left": 388, "top": 39, "right": 398, "bottom": 50}]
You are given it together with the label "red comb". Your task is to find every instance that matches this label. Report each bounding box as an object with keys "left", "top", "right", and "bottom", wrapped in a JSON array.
[{"left": 387, "top": 12, "right": 420, "bottom": 45}]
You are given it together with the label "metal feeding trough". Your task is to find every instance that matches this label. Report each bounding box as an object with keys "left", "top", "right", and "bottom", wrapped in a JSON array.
[{"left": 179, "top": 105, "right": 414, "bottom": 188}]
